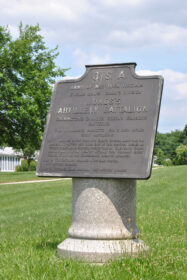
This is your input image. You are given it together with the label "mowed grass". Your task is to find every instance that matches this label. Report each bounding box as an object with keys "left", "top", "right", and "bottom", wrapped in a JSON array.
[
  {"left": 0, "top": 166, "right": 186, "bottom": 280},
  {"left": 0, "top": 171, "right": 53, "bottom": 183}
]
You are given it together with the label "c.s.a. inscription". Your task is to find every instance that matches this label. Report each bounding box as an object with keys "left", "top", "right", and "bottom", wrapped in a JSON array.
[{"left": 37, "top": 63, "right": 163, "bottom": 179}]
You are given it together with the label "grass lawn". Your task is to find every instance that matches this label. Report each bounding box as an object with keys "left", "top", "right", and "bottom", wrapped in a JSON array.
[
  {"left": 0, "top": 166, "right": 186, "bottom": 280},
  {"left": 0, "top": 171, "right": 54, "bottom": 183}
]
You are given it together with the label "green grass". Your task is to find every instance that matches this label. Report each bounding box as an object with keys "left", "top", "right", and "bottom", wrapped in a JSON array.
[
  {"left": 0, "top": 171, "right": 53, "bottom": 183},
  {"left": 0, "top": 166, "right": 186, "bottom": 280}
]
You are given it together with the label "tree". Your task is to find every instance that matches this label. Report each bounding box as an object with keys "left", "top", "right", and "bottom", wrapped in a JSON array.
[
  {"left": 155, "top": 148, "right": 165, "bottom": 165},
  {"left": 179, "top": 124, "right": 187, "bottom": 145},
  {"left": 175, "top": 144, "right": 187, "bottom": 165},
  {"left": 0, "top": 23, "right": 67, "bottom": 168},
  {"left": 154, "top": 128, "right": 186, "bottom": 164}
]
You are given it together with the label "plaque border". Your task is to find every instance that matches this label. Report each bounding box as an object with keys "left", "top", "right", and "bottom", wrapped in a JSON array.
[{"left": 37, "top": 63, "right": 164, "bottom": 179}]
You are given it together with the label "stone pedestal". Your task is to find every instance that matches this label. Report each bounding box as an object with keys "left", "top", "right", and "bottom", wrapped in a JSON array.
[{"left": 57, "top": 178, "right": 148, "bottom": 263}]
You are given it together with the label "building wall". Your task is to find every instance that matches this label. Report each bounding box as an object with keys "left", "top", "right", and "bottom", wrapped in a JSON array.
[{"left": 0, "top": 156, "right": 21, "bottom": 172}]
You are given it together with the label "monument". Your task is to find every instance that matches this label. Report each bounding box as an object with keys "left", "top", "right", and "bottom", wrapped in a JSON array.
[{"left": 37, "top": 63, "right": 163, "bottom": 263}]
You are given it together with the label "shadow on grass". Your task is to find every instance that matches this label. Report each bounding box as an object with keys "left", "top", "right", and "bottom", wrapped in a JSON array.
[{"left": 35, "top": 240, "right": 59, "bottom": 250}]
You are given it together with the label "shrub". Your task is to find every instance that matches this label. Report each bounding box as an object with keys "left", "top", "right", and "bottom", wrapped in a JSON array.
[
  {"left": 155, "top": 148, "right": 165, "bottom": 165},
  {"left": 30, "top": 160, "right": 37, "bottom": 171},
  {"left": 21, "top": 160, "right": 29, "bottom": 171},
  {"left": 175, "top": 144, "right": 187, "bottom": 165},
  {"left": 163, "top": 159, "right": 172, "bottom": 166},
  {"left": 16, "top": 159, "right": 28, "bottom": 172},
  {"left": 15, "top": 165, "right": 22, "bottom": 172}
]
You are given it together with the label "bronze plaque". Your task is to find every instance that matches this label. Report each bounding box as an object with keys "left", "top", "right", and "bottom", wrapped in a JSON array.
[{"left": 37, "top": 63, "right": 163, "bottom": 179}]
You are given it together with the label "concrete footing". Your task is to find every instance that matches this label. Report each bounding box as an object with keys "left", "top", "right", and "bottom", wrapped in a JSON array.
[{"left": 57, "top": 178, "right": 148, "bottom": 263}]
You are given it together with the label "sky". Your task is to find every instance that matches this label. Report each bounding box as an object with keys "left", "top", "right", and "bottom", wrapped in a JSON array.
[{"left": 0, "top": 0, "right": 187, "bottom": 133}]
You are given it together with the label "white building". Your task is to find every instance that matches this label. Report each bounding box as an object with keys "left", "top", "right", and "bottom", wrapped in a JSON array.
[{"left": 0, "top": 147, "right": 22, "bottom": 172}]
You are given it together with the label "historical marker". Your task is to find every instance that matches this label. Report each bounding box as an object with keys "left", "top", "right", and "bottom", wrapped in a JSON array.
[
  {"left": 37, "top": 63, "right": 163, "bottom": 263},
  {"left": 37, "top": 63, "right": 163, "bottom": 179}
]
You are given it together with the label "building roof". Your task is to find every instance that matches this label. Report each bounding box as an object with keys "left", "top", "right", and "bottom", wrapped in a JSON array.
[{"left": 0, "top": 147, "right": 22, "bottom": 156}]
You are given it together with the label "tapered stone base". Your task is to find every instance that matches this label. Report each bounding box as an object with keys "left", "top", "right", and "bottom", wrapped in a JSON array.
[
  {"left": 57, "top": 178, "right": 148, "bottom": 264},
  {"left": 57, "top": 238, "right": 148, "bottom": 263}
]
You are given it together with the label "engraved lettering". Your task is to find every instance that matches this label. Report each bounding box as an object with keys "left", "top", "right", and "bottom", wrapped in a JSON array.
[
  {"left": 105, "top": 72, "right": 112, "bottom": 80},
  {"left": 58, "top": 107, "right": 63, "bottom": 113},
  {"left": 38, "top": 63, "right": 163, "bottom": 179},
  {"left": 118, "top": 71, "right": 126, "bottom": 79},
  {"left": 93, "top": 72, "right": 102, "bottom": 81}
]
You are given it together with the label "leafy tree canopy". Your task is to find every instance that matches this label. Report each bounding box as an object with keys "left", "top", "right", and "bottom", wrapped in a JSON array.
[
  {"left": 154, "top": 125, "right": 187, "bottom": 165},
  {"left": 175, "top": 144, "right": 187, "bottom": 165},
  {"left": 0, "top": 23, "right": 67, "bottom": 164},
  {"left": 155, "top": 148, "right": 165, "bottom": 165},
  {"left": 179, "top": 124, "right": 187, "bottom": 145}
]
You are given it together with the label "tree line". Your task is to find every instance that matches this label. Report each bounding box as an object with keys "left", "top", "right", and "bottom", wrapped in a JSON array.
[{"left": 154, "top": 125, "right": 187, "bottom": 165}]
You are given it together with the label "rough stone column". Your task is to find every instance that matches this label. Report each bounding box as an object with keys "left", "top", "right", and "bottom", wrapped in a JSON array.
[{"left": 57, "top": 178, "right": 148, "bottom": 263}]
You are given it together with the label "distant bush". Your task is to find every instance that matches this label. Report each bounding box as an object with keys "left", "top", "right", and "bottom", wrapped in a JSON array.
[
  {"left": 21, "top": 160, "right": 29, "bottom": 171},
  {"left": 155, "top": 148, "right": 166, "bottom": 165},
  {"left": 15, "top": 165, "right": 22, "bottom": 172},
  {"left": 163, "top": 159, "right": 172, "bottom": 166},
  {"left": 16, "top": 159, "right": 28, "bottom": 172},
  {"left": 175, "top": 144, "right": 187, "bottom": 165},
  {"left": 15, "top": 159, "right": 37, "bottom": 171},
  {"left": 30, "top": 160, "right": 37, "bottom": 171}
]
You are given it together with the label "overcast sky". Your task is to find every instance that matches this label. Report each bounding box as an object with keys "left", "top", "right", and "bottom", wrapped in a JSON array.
[{"left": 1, "top": 0, "right": 187, "bottom": 133}]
